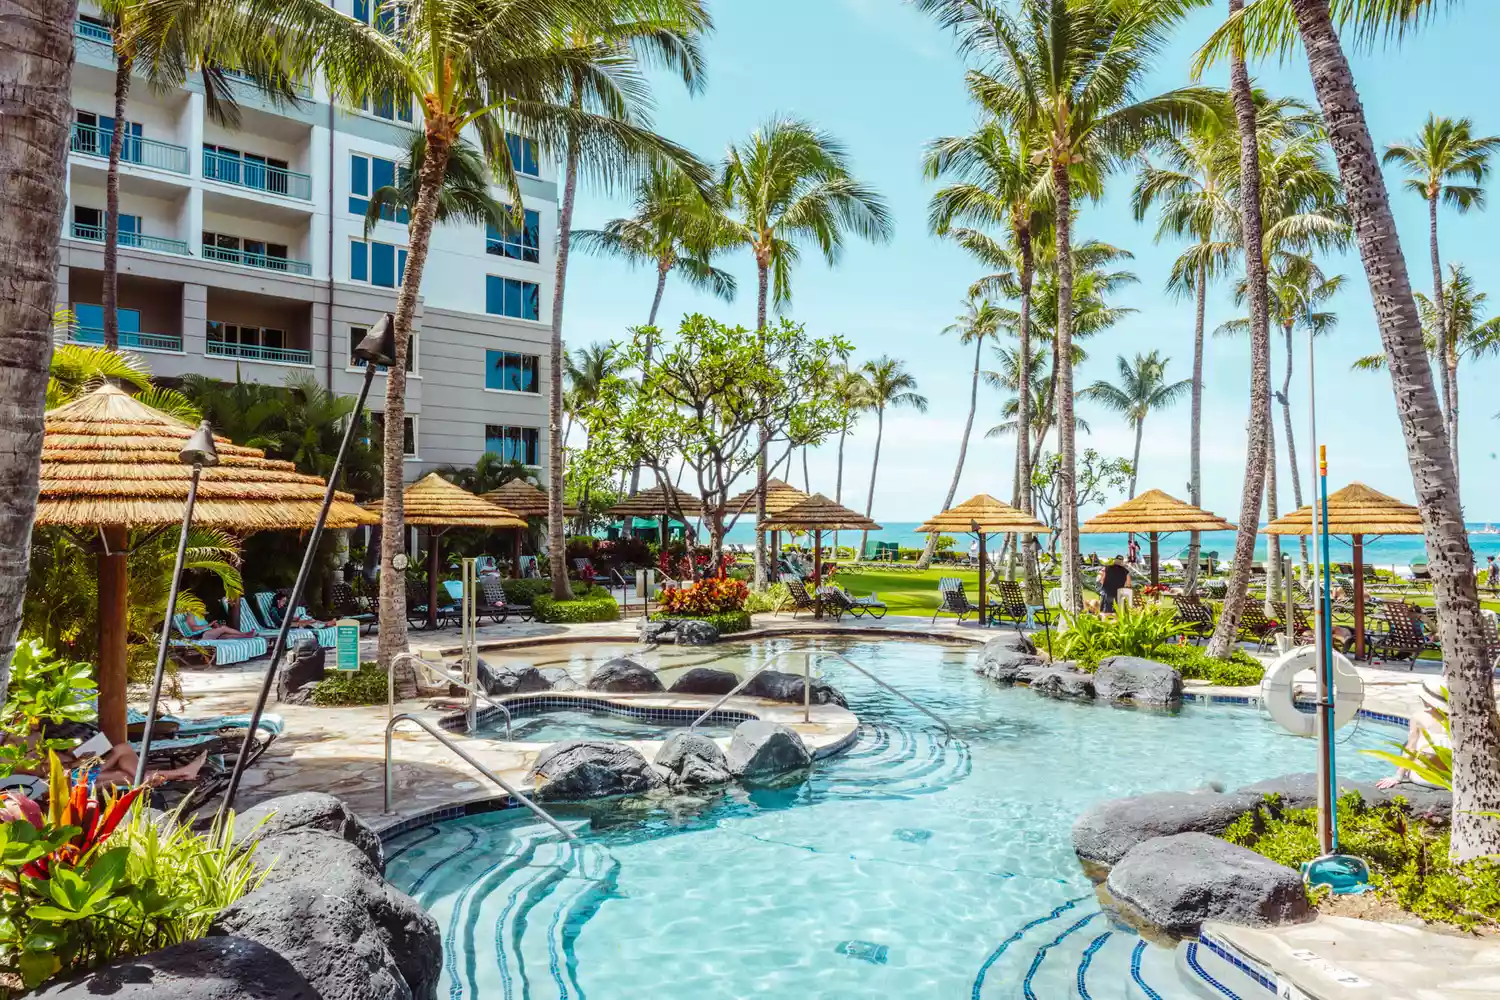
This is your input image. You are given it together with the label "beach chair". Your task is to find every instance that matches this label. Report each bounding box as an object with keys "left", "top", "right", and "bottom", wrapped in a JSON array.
[
  {"left": 990, "top": 579, "right": 1051, "bottom": 630},
  {"left": 1366, "top": 603, "right": 1427, "bottom": 668},
  {"left": 170, "top": 614, "right": 267, "bottom": 666},
  {"left": 405, "top": 582, "right": 457, "bottom": 630},
  {"left": 826, "top": 584, "right": 887, "bottom": 619},
  {"left": 1408, "top": 563, "right": 1432, "bottom": 591},
  {"left": 328, "top": 582, "right": 376, "bottom": 632},
  {"left": 783, "top": 579, "right": 820, "bottom": 618},
  {"left": 245, "top": 594, "right": 336, "bottom": 649},
  {"left": 1169, "top": 594, "right": 1215, "bottom": 642},
  {"left": 933, "top": 577, "right": 978, "bottom": 624},
  {"left": 1236, "top": 605, "right": 1281, "bottom": 650},
  {"left": 480, "top": 578, "right": 534, "bottom": 622}
]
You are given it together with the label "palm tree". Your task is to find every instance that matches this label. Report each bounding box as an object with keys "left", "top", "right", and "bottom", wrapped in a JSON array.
[
  {"left": 858, "top": 357, "right": 928, "bottom": 558},
  {"left": 563, "top": 341, "right": 614, "bottom": 447},
  {"left": 829, "top": 365, "right": 869, "bottom": 556},
  {"left": 1082, "top": 352, "right": 1190, "bottom": 504},
  {"left": 918, "top": 0, "right": 1214, "bottom": 610},
  {"left": 719, "top": 117, "right": 892, "bottom": 586},
  {"left": 1384, "top": 114, "right": 1500, "bottom": 476},
  {"left": 362, "top": 133, "right": 510, "bottom": 239},
  {"left": 916, "top": 297, "right": 1003, "bottom": 569}
]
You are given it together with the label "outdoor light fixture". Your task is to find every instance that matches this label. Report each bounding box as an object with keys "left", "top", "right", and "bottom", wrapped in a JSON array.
[
  {"left": 221, "top": 311, "right": 397, "bottom": 814},
  {"left": 135, "top": 421, "right": 220, "bottom": 784}
]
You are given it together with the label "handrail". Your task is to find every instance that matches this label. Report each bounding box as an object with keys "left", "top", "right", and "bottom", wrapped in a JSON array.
[
  {"left": 687, "top": 647, "right": 809, "bottom": 730},
  {"left": 814, "top": 650, "right": 955, "bottom": 740},
  {"left": 388, "top": 651, "right": 512, "bottom": 739},
  {"left": 384, "top": 713, "right": 575, "bottom": 839}
]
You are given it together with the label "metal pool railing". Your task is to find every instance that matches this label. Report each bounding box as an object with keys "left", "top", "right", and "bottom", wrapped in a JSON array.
[{"left": 387, "top": 651, "right": 512, "bottom": 739}]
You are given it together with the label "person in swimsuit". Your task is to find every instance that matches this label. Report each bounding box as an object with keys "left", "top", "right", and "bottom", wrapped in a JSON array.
[{"left": 180, "top": 611, "right": 255, "bottom": 640}]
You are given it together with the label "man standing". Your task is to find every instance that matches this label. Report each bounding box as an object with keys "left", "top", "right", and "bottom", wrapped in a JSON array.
[{"left": 1487, "top": 555, "right": 1498, "bottom": 596}]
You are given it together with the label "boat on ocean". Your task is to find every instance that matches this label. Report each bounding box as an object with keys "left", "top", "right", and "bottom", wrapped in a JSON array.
[{"left": 1475, "top": 524, "right": 1500, "bottom": 535}]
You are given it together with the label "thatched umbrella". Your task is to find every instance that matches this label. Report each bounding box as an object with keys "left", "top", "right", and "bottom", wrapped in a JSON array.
[
  {"left": 609, "top": 483, "right": 703, "bottom": 545},
  {"left": 728, "top": 479, "right": 809, "bottom": 571},
  {"left": 36, "top": 384, "right": 378, "bottom": 741},
  {"left": 760, "top": 494, "right": 880, "bottom": 618},
  {"left": 365, "top": 473, "right": 526, "bottom": 628},
  {"left": 479, "top": 479, "right": 578, "bottom": 579},
  {"left": 1264, "top": 482, "right": 1424, "bottom": 658},
  {"left": 918, "top": 494, "right": 1049, "bottom": 626},
  {"left": 1079, "top": 489, "right": 1236, "bottom": 586}
]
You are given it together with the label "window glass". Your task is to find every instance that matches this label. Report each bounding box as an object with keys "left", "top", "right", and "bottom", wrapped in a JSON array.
[
  {"left": 350, "top": 239, "right": 368, "bottom": 281},
  {"left": 354, "top": 0, "right": 369, "bottom": 23},
  {"left": 484, "top": 350, "right": 541, "bottom": 392},
  {"left": 504, "top": 134, "right": 540, "bottom": 177},
  {"left": 484, "top": 276, "right": 542, "bottom": 320},
  {"left": 521, "top": 354, "right": 537, "bottom": 392},
  {"left": 397, "top": 247, "right": 408, "bottom": 286},
  {"left": 374, "top": 414, "right": 417, "bottom": 456},
  {"left": 485, "top": 425, "right": 540, "bottom": 464},
  {"left": 485, "top": 208, "right": 540, "bottom": 262},
  {"left": 372, "top": 241, "right": 395, "bottom": 287}
]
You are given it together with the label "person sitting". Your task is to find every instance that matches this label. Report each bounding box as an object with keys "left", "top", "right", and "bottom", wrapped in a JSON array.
[
  {"left": 179, "top": 611, "right": 255, "bottom": 640},
  {"left": 1098, "top": 556, "right": 1131, "bottom": 614},
  {"left": 272, "top": 593, "right": 333, "bottom": 629},
  {"left": 67, "top": 742, "right": 208, "bottom": 789},
  {"left": 1376, "top": 680, "right": 1449, "bottom": 790}
]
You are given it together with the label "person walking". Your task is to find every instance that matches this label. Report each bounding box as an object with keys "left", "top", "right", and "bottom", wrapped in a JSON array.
[
  {"left": 1487, "top": 555, "right": 1498, "bottom": 596},
  {"left": 1099, "top": 556, "right": 1131, "bottom": 614},
  {"left": 1127, "top": 536, "right": 1141, "bottom": 568}
]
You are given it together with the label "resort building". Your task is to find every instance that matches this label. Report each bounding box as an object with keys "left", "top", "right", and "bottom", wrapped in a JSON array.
[{"left": 55, "top": 4, "right": 555, "bottom": 478}]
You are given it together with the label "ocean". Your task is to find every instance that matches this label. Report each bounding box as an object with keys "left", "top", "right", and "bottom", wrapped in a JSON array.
[{"left": 717, "top": 521, "right": 1500, "bottom": 570}]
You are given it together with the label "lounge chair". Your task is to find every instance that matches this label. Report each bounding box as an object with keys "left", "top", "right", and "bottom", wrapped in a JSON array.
[
  {"left": 825, "top": 584, "right": 887, "bottom": 619},
  {"left": 405, "top": 582, "right": 457, "bottom": 630},
  {"left": 171, "top": 614, "right": 267, "bottom": 666},
  {"left": 480, "top": 578, "right": 534, "bottom": 622},
  {"left": 329, "top": 582, "right": 377, "bottom": 632},
  {"left": 783, "top": 579, "right": 820, "bottom": 618},
  {"left": 990, "top": 579, "right": 1053, "bottom": 630},
  {"left": 238, "top": 595, "right": 335, "bottom": 650},
  {"left": 933, "top": 577, "right": 978, "bottom": 624},
  {"left": 1365, "top": 603, "right": 1428, "bottom": 668},
  {"left": 1169, "top": 594, "right": 1215, "bottom": 642},
  {"left": 1408, "top": 563, "right": 1432, "bottom": 590},
  {"left": 1236, "top": 605, "right": 1281, "bottom": 650},
  {"left": 254, "top": 592, "right": 338, "bottom": 648}
]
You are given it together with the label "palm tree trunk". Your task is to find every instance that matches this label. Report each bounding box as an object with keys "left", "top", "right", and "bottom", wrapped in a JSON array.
[
  {"left": 753, "top": 259, "right": 769, "bottom": 587},
  {"left": 1265, "top": 405, "right": 1282, "bottom": 613},
  {"left": 0, "top": 0, "right": 72, "bottom": 703},
  {"left": 1018, "top": 231, "right": 1040, "bottom": 603},
  {"left": 545, "top": 103, "right": 581, "bottom": 603},
  {"left": 802, "top": 444, "right": 810, "bottom": 495},
  {"left": 1186, "top": 257, "right": 1207, "bottom": 594},
  {"left": 102, "top": 53, "right": 132, "bottom": 350},
  {"left": 1429, "top": 194, "right": 1454, "bottom": 457},
  {"left": 1291, "top": 0, "right": 1500, "bottom": 861},
  {"left": 1280, "top": 324, "right": 1310, "bottom": 576},
  {"left": 860, "top": 408, "right": 884, "bottom": 559},
  {"left": 377, "top": 130, "right": 453, "bottom": 670},
  {"left": 918, "top": 334, "right": 983, "bottom": 569},
  {"left": 629, "top": 264, "right": 671, "bottom": 496},
  {"left": 1128, "top": 419, "right": 1143, "bottom": 500},
  {"left": 1208, "top": 0, "right": 1274, "bottom": 660},
  {"left": 1051, "top": 156, "right": 1081, "bottom": 612},
  {"left": 834, "top": 416, "right": 848, "bottom": 559}
]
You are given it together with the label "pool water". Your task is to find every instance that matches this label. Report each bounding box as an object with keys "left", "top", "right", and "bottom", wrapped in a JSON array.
[
  {"left": 500, "top": 708, "right": 738, "bottom": 744},
  {"left": 386, "top": 637, "right": 1398, "bottom": 1000}
]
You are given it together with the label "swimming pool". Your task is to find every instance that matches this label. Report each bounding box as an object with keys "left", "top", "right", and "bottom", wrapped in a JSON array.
[
  {"left": 491, "top": 704, "right": 742, "bottom": 744},
  {"left": 385, "top": 637, "right": 1398, "bottom": 999}
]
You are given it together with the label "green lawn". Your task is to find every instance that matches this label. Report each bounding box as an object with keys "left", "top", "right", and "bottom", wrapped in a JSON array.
[{"left": 832, "top": 566, "right": 987, "bottom": 620}]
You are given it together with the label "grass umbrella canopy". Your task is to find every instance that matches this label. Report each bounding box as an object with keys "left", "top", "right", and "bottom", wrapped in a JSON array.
[
  {"left": 727, "top": 478, "right": 810, "bottom": 517},
  {"left": 480, "top": 478, "right": 579, "bottom": 519},
  {"left": 1079, "top": 489, "right": 1236, "bottom": 534},
  {"left": 38, "top": 385, "right": 377, "bottom": 530},
  {"left": 366, "top": 473, "right": 526, "bottom": 528},
  {"left": 918, "top": 494, "right": 1049, "bottom": 535},
  {"left": 759, "top": 494, "right": 881, "bottom": 532},
  {"left": 609, "top": 482, "right": 703, "bottom": 518},
  {"left": 1262, "top": 483, "right": 1423, "bottom": 536}
]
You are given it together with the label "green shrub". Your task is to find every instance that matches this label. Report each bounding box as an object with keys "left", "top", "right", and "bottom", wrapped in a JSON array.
[
  {"left": 1151, "top": 644, "right": 1265, "bottom": 686},
  {"left": 1225, "top": 791, "right": 1500, "bottom": 931},
  {"left": 500, "top": 578, "right": 555, "bottom": 603},
  {"left": 744, "top": 582, "right": 791, "bottom": 614},
  {"left": 311, "top": 661, "right": 389, "bottom": 706},
  {"left": 532, "top": 588, "right": 620, "bottom": 623},
  {"left": 1056, "top": 603, "right": 1183, "bottom": 669},
  {"left": 649, "top": 610, "right": 752, "bottom": 634}
]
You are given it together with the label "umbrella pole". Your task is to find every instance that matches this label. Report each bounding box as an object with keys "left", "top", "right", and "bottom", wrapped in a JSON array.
[
  {"left": 427, "top": 530, "right": 442, "bottom": 630},
  {"left": 221, "top": 360, "right": 381, "bottom": 816},
  {"left": 1353, "top": 534, "right": 1366, "bottom": 660},
  {"left": 1150, "top": 531, "right": 1160, "bottom": 587},
  {"left": 96, "top": 527, "right": 130, "bottom": 745},
  {"left": 978, "top": 533, "right": 988, "bottom": 628},
  {"left": 814, "top": 531, "right": 823, "bottom": 620}
]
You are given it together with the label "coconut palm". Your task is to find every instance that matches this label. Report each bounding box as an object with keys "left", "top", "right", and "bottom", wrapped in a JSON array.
[
  {"left": 362, "top": 133, "right": 510, "bottom": 239},
  {"left": 917, "top": 0, "right": 1215, "bottom": 610},
  {"left": 1384, "top": 114, "right": 1500, "bottom": 473},
  {"left": 1081, "top": 352, "right": 1189, "bottom": 503},
  {"left": 858, "top": 357, "right": 928, "bottom": 558},
  {"left": 563, "top": 341, "right": 615, "bottom": 447},
  {"left": 719, "top": 117, "right": 892, "bottom": 585}
]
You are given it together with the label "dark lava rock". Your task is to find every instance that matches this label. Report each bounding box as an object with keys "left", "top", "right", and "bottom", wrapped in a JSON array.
[
  {"left": 981, "top": 631, "right": 1037, "bottom": 657},
  {"left": 539, "top": 667, "right": 580, "bottom": 692},
  {"left": 675, "top": 620, "right": 721, "bottom": 646},
  {"left": 1107, "top": 832, "right": 1311, "bottom": 937},
  {"left": 1073, "top": 790, "right": 1263, "bottom": 865},
  {"left": 640, "top": 619, "right": 676, "bottom": 644},
  {"left": 743, "top": 669, "right": 848, "bottom": 708},
  {"left": 215, "top": 832, "right": 441, "bottom": 1000},
  {"left": 1239, "top": 772, "right": 1451, "bottom": 819},
  {"left": 587, "top": 657, "right": 664, "bottom": 693},
  {"left": 526, "top": 739, "right": 665, "bottom": 800},
  {"left": 1093, "top": 656, "right": 1183, "bottom": 706},
  {"left": 1028, "top": 667, "right": 1096, "bottom": 700},
  {"left": 974, "top": 647, "right": 1044, "bottom": 683},
  {"left": 668, "top": 667, "right": 741, "bottom": 695},
  {"left": 31, "top": 936, "right": 320, "bottom": 999},
  {"left": 654, "top": 730, "right": 733, "bottom": 787},
  {"left": 276, "top": 638, "right": 326, "bottom": 705},
  {"left": 725, "top": 720, "right": 812, "bottom": 778},
  {"left": 234, "top": 791, "right": 383, "bottom": 871},
  {"left": 477, "top": 660, "right": 550, "bottom": 696}
]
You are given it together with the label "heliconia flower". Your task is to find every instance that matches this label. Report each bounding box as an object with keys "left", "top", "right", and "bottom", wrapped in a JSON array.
[{"left": 0, "top": 792, "right": 44, "bottom": 829}]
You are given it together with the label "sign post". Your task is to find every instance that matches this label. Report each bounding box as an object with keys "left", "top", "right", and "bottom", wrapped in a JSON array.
[{"left": 335, "top": 618, "right": 361, "bottom": 673}]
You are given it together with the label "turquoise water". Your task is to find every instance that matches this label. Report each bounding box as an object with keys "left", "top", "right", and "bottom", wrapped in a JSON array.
[
  {"left": 499, "top": 709, "right": 738, "bottom": 744},
  {"left": 386, "top": 637, "right": 1399, "bottom": 1000}
]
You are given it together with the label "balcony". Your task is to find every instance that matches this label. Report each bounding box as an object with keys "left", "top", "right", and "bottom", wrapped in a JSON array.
[
  {"left": 73, "top": 19, "right": 113, "bottom": 45},
  {"left": 206, "top": 340, "right": 313, "bottom": 366},
  {"left": 203, "top": 149, "right": 312, "bottom": 201},
  {"left": 71, "top": 221, "right": 191, "bottom": 256},
  {"left": 70, "top": 122, "right": 189, "bottom": 175},
  {"left": 201, "top": 244, "right": 313, "bottom": 276},
  {"left": 70, "top": 326, "right": 183, "bottom": 353}
]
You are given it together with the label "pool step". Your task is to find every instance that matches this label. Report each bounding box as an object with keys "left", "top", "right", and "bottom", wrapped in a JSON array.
[
  {"left": 1174, "top": 938, "right": 1276, "bottom": 1000},
  {"left": 816, "top": 723, "right": 972, "bottom": 800},
  {"left": 971, "top": 904, "right": 1186, "bottom": 1000}
]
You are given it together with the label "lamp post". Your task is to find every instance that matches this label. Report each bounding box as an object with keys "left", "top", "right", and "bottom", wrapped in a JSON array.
[
  {"left": 220, "top": 315, "right": 397, "bottom": 814},
  {"left": 133, "top": 421, "right": 219, "bottom": 785}
]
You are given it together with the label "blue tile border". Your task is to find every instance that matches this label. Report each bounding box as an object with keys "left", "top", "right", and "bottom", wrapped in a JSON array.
[
  {"left": 1199, "top": 934, "right": 1278, "bottom": 996},
  {"left": 1184, "top": 942, "right": 1246, "bottom": 1000},
  {"left": 1181, "top": 692, "right": 1409, "bottom": 729},
  {"left": 438, "top": 694, "right": 758, "bottom": 735}
]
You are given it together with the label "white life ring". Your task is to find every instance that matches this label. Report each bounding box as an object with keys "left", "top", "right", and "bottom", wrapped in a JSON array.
[{"left": 1260, "top": 645, "right": 1364, "bottom": 737}]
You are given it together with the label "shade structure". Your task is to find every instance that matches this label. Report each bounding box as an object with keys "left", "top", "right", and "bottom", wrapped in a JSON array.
[
  {"left": 759, "top": 495, "right": 880, "bottom": 619},
  {"left": 1080, "top": 489, "right": 1237, "bottom": 586},
  {"left": 608, "top": 482, "right": 704, "bottom": 519},
  {"left": 1263, "top": 482, "right": 1424, "bottom": 658},
  {"left": 727, "top": 478, "right": 809, "bottom": 516},
  {"left": 366, "top": 473, "right": 525, "bottom": 628},
  {"left": 479, "top": 478, "right": 579, "bottom": 519},
  {"left": 917, "top": 494, "right": 1049, "bottom": 628},
  {"left": 36, "top": 384, "right": 379, "bottom": 743}
]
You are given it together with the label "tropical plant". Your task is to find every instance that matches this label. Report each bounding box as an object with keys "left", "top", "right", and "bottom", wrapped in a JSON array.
[
  {"left": 1030, "top": 449, "right": 1131, "bottom": 557},
  {"left": 656, "top": 578, "right": 748, "bottom": 615},
  {"left": 1054, "top": 603, "right": 1183, "bottom": 669},
  {"left": 0, "top": 642, "right": 98, "bottom": 781},
  {"left": 858, "top": 357, "right": 928, "bottom": 558},
  {"left": 362, "top": 133, "right": 510, "bottom": 239},
  {"left": 563, "top": 341, "right": 616, "bottom": 447},
  {"left": 1081, "top": 352, "right": 1190, "bottom": 503},
  {"left": 435, "top": 452, "right": 533, "bottom": 497},
  {"left": 46, "top": 343, "right": 199, "bottom": 421}
]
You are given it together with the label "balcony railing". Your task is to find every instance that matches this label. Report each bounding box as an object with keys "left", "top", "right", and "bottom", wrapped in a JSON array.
[
  {"left": 70, "top": 326, "right": 184, "bottom": 353},
  {"left": 70, "top": 122, "right": 190, "bottom": 175},
  {"left": 206, "top": 340, "right": 313, "bottom": 366},
  {"left": 201, "top": 244, "right": 313, "bottom": 276},
  {"left": 73, "top": 19, "right": 113, "bottom": 44},
  {"left": 70, "top": 221, "right": 191, "bottom": 256},
  {"left": 202, "top": 149, "right": 312, "bottom": 201}
]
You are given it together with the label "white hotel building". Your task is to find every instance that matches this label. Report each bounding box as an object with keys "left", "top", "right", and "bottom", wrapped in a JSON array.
[{"left": 58, "top": 4, "right": 555, "bottom": 477}]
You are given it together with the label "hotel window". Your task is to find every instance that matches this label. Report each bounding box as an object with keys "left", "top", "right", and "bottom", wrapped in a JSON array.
[
  {"left": 484, "top": 350, "right": 539, "bottom": 393},
  {"left": 484, "top": 424, "right": 539, "bottom": 466},
  {"left": 505, "top": 134, "right": 539, "bottom": 177},
  {"left": 349, "top": 325, "right": 416, "bottom": 372},
  {"left": 72, "top": 206, "right": 141, "bottom": 243},
  {"left": 203, "top": 144, "right": 291, "bottom": 194},
  {"left": 373, "top": 412, "right": 417, "bottom": 457},
  {"left": 207, "top": 322, "right": 288, "bottom": 350},
  {"left": 73, "top": 110, "right": 141, "bottom": 160},
  {"left": 484, "top": 275, "right": 540, "bottom": 321},
  {"left": 359, "top": 90, "right": 414, "bottom": 124},
  {"left": 348, "top": 153, "right": 409, "bottom": 222},
  {"left": 485, "top": 208, "right": 540, "bottom": 262},
  {"left": 202, "top": 231, "right": 290, "bottom": 266},
  {"left": 349, "top": 238, "right": 408, "bottom": 288},
  {"left": 74, "top": 303, "right": 141, "bottom": 335}
]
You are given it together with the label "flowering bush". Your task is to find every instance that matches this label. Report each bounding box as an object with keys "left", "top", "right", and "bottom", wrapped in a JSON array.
[
  {"left": 657, "top": 578, "right": 749, "bottom": 615},
  {"left": 657, "top": 546, "right": 736, "bottom": 580}
]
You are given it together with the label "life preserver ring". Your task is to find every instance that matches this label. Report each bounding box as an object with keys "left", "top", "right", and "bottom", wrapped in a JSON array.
[{"left": 1260, "top": 645, "right": 1364, "bottom": 737}]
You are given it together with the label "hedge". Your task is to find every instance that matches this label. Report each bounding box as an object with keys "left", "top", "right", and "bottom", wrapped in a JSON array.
[
  {"left": 532, "top": 589, "right": 620, "bottom": 623},
  {"left": 648, "top": 610, "right": 752, "bottom": 634}
]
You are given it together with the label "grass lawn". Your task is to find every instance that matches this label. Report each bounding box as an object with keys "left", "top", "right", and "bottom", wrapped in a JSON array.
[{"left": 832, "top": 566, "right": 986, "bottom": 620}]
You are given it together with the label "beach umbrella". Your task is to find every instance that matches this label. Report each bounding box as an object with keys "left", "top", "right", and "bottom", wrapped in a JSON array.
[
  {"left": 609, "top": 483, "right": 703, "bottom": 546},
  {"left": 1263, "top": 482, "right": 1424, "bottom": 659},
  {"left": 1079, "top": 489, "right": 1236, "bottom": 586},
  {"left": 480, "top": 479, "right": 578, "bottom": 579},
  {"left": 918, "top": 495, "right": 1049, "bottom": 627},
  {"left": 36, "top": 384, "right": 378, "bottom": 742},
  {"left": 727, "top": 479, "right": 809, "bottom": 573},
  {"left": 365, "top": 473, "right": 526, "bottom": 628},
  {"left": 760, "top": 494, "right": 881, "bottom": 618}
]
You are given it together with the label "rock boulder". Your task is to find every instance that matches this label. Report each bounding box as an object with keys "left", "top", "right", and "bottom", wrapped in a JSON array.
[
  {"left": 654, "top": 730, "right": 733, "bottom": 787},
  {"left": 973, "top": 647, "right": 1043, "bottom": 684},
  {"left": 743, "top": 669, "right": 847, "bottom": 708},
  {"left": 1107, "top": 832, "right": 1311, "bottom": 937},
  {"left": 31, "top": 936, "right": 320, "bottom": 999},
  {"left": 526, "top": 740, "right": 665, "bottom": 800},
  {"left": 1093, "top": 656, "right": 1183, "bottom": 706},
  {"left": 668, "top": 667, "right": 741, "bottom": 695},
  {"left": 586, "top": 657, "right": 664, "bottom": 693},
  {"left": 234, "top": 791, "right": 383, "bottom": 871},
  {"left": 477, "top": 660, "right": 550, "bottom": 696},
  {"left": 1028, "top": 667, "right": 1096, "bottom": 700},
  {"left": 725, "top": 720, "right": 812, "bottom": 778},
  {"left": 639, "top": 619, "right": 676, "bottom": 644},
  {"left": 675, "top": 620, "right": 721, "bottom": 646},
  {"left": 1073, "top": 789, "right": 1263, "bottom": 865},
  {"left": 539, "top": 667, "right": 580, "bottom": 691},
  {"left": 981, "top": 631, "right": 1037, "bottom": 658}
]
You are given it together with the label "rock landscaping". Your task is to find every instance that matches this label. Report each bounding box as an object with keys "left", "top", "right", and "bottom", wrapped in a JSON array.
[
  {"left": 477, "top": 660, "right": 551, "bottom": 696},
  {"left": 1027, "top": 666, "right": 1096, "bottom": 700},
  {"left": 586, "top": 657, "right": 665, "bottom": 693},
  {"left": 743, "top": 669, "right": 848, "bottom": 707},
  {"left": 668, "top": 666, "right": 741, "bottom": 695},
  {"left": 1092, "top": 655, "right": 1183, "bottom": 706},
  {"left": 654, "top": 730, "right": 734, "bottom": 787},
  {"left": 726, "top": 720, "right": 812, "bottom": 777},
  {"left": 527, "top": 739, "right": 665, "bottom": 800},
  {"left": 1073, "top": 789, "right": 1263, "bottom": 866}
]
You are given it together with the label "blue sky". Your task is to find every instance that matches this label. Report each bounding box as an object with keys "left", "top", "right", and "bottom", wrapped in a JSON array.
[{"left": 564, "top": 0, "right": 1500, "bottom": 523}]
